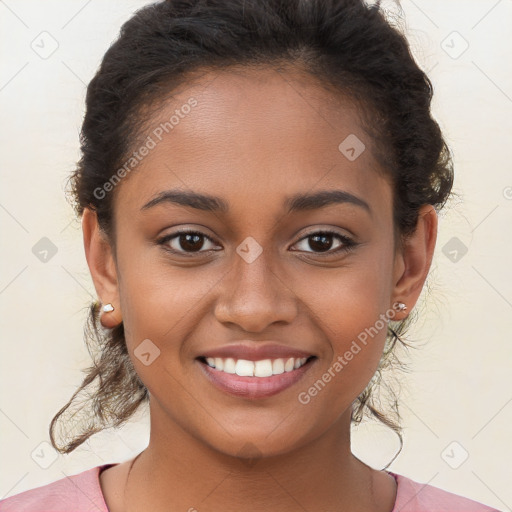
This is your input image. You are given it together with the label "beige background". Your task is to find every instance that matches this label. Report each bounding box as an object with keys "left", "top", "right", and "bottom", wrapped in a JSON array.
[{"left": 0, "top": 0, "right": 511, "bottom": 509}]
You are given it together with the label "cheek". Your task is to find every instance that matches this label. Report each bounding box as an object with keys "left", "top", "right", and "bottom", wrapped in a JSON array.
[
  {"left": 295, "top": 257, "right": 394, "bottom": 408},
  {"left": 115, "top": 226, "right": 394, "bottom": 420},
  {"left": 116, "top": 240, "right": 217, "bottom": 332},
  {"left": 308, "top": 255, "right": 393, "bottom": 344}
]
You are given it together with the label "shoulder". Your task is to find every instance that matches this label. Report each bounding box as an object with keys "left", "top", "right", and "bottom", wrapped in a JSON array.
[
  {"left": 390, "top": 472, "right": 502, "bottom": 512},
  {"left": 0, "top": 464, "right": 115, "bottom": 512}
]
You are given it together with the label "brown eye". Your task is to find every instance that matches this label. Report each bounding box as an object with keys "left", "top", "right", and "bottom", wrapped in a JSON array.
[
  {"left": 292, "top": 230, "right": 355, "bottom": 254},
  {"left": 159, "top": 230, "right": 218, "bottom": 254},
  {"left": 176, "top": 232, "right": 204, "bottom": 252}
]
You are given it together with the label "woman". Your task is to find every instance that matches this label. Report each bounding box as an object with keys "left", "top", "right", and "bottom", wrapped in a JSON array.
[{"left": 0, "top": 0, "right": 501, "bottom": 510}]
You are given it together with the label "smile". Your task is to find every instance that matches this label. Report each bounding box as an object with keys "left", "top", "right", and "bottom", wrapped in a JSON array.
[
  {"left": 197, "top": 355, "right": 316, "bottom": 399},
  {"left": 204, "top": 356, "right": 309, "bottom": 377}
]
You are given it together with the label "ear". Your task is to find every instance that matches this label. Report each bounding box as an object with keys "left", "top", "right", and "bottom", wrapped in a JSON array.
[
  {"left": 391, "top": 204, "right": 438, "bottom": 318},
  {"left": 82, "top": 208, "right": 122, "bottom": 328}
]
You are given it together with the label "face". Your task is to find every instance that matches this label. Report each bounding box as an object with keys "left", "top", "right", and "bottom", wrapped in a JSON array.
[{"left": 85, "top": 65, "right": 433, "bottom": 459}]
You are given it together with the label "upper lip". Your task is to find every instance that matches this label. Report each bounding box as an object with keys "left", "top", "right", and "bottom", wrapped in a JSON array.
[{"left": 199, "top": 342, "right": 315, "bottom": 361}]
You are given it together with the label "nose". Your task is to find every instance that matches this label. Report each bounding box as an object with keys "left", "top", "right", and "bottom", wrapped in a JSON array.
[{"left": 213, "top": 248, "right": 298, "bottom": 333}]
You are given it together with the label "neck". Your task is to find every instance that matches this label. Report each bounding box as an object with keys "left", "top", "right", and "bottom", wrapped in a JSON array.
[{"left": 122, "top": 406, "right": 387, "bottom": 512}]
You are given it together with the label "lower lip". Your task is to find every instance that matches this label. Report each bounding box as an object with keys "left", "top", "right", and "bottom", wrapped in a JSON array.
[{"left": 197, "top": 359, "right": 315, "bottom": 399}]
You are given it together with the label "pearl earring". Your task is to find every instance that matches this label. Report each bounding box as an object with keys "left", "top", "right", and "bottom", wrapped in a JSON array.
[
  {"left": 102, "top": 303, "right": 115, "bottom": 313},
  {"left": 395, "top": 302, "right": 407, "bottom": 312}
]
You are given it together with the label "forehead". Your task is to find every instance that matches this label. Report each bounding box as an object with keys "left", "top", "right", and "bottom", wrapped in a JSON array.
[{"left": 114, "top": 65, "right": 391, "bottom": 220}]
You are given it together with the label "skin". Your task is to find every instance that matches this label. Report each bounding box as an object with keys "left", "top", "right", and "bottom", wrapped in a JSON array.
[{"left": 82, "top": 65, "right": 438, "bottom": 512}]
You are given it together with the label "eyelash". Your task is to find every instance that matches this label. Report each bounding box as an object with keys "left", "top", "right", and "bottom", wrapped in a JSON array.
[{"left": 156, "top": 228, "right": 357, "bottom": 257}]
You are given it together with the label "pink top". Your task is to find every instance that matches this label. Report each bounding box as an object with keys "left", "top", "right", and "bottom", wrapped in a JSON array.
[{"left": 0, "top": 465, "right": 502, "bottom": 512}]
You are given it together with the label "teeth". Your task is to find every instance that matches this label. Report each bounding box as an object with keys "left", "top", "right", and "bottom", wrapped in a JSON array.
[
  {"left": 284, "top": 357, "right": 294, "bottom": 372},
  {"left": 235, "top": 359, "right": 254, "bottom": 376},
  {"left": 272, "top": 358, "right": 285, "bottom": 375},
  {"left": 223, "top": 357, "right": 236, "bottom": 374},
  {"left": 204, "top": 356, "right": 310, "bottom": 376},
  {"left": 254, "top": 359, "right": 273, "bottom": 377}
]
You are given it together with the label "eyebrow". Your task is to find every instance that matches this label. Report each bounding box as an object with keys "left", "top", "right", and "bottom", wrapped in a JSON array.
[{"left": 141, "top": 189, "right": 371, "bottom": 215}]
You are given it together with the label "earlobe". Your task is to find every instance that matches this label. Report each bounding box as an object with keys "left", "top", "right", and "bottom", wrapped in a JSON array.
[
  {"left": 391, "top": 204, "right": 438, "bottom": 318},
  {"left": 82, "top": 208, "right": 123, "bottom": 328}
]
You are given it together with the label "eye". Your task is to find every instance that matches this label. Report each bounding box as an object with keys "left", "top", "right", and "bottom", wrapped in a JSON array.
[
  {"left": 157, "top": 228, "right": 356, "bottom": 257},
  {"left": 292, "top": 230, "right": 356, "bottom": 254},
  {"left": 157, "top": 229, "right": 219, "bottom": 255}
]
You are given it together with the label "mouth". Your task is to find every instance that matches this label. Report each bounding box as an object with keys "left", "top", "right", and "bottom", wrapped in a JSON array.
[{"left": 196, "top": 355, "right": 317, "bottom": 399}]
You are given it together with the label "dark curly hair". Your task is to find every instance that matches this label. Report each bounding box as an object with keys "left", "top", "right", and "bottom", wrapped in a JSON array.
[{"left": 50, "top": 0, "right": 453, "bottom": 467}]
